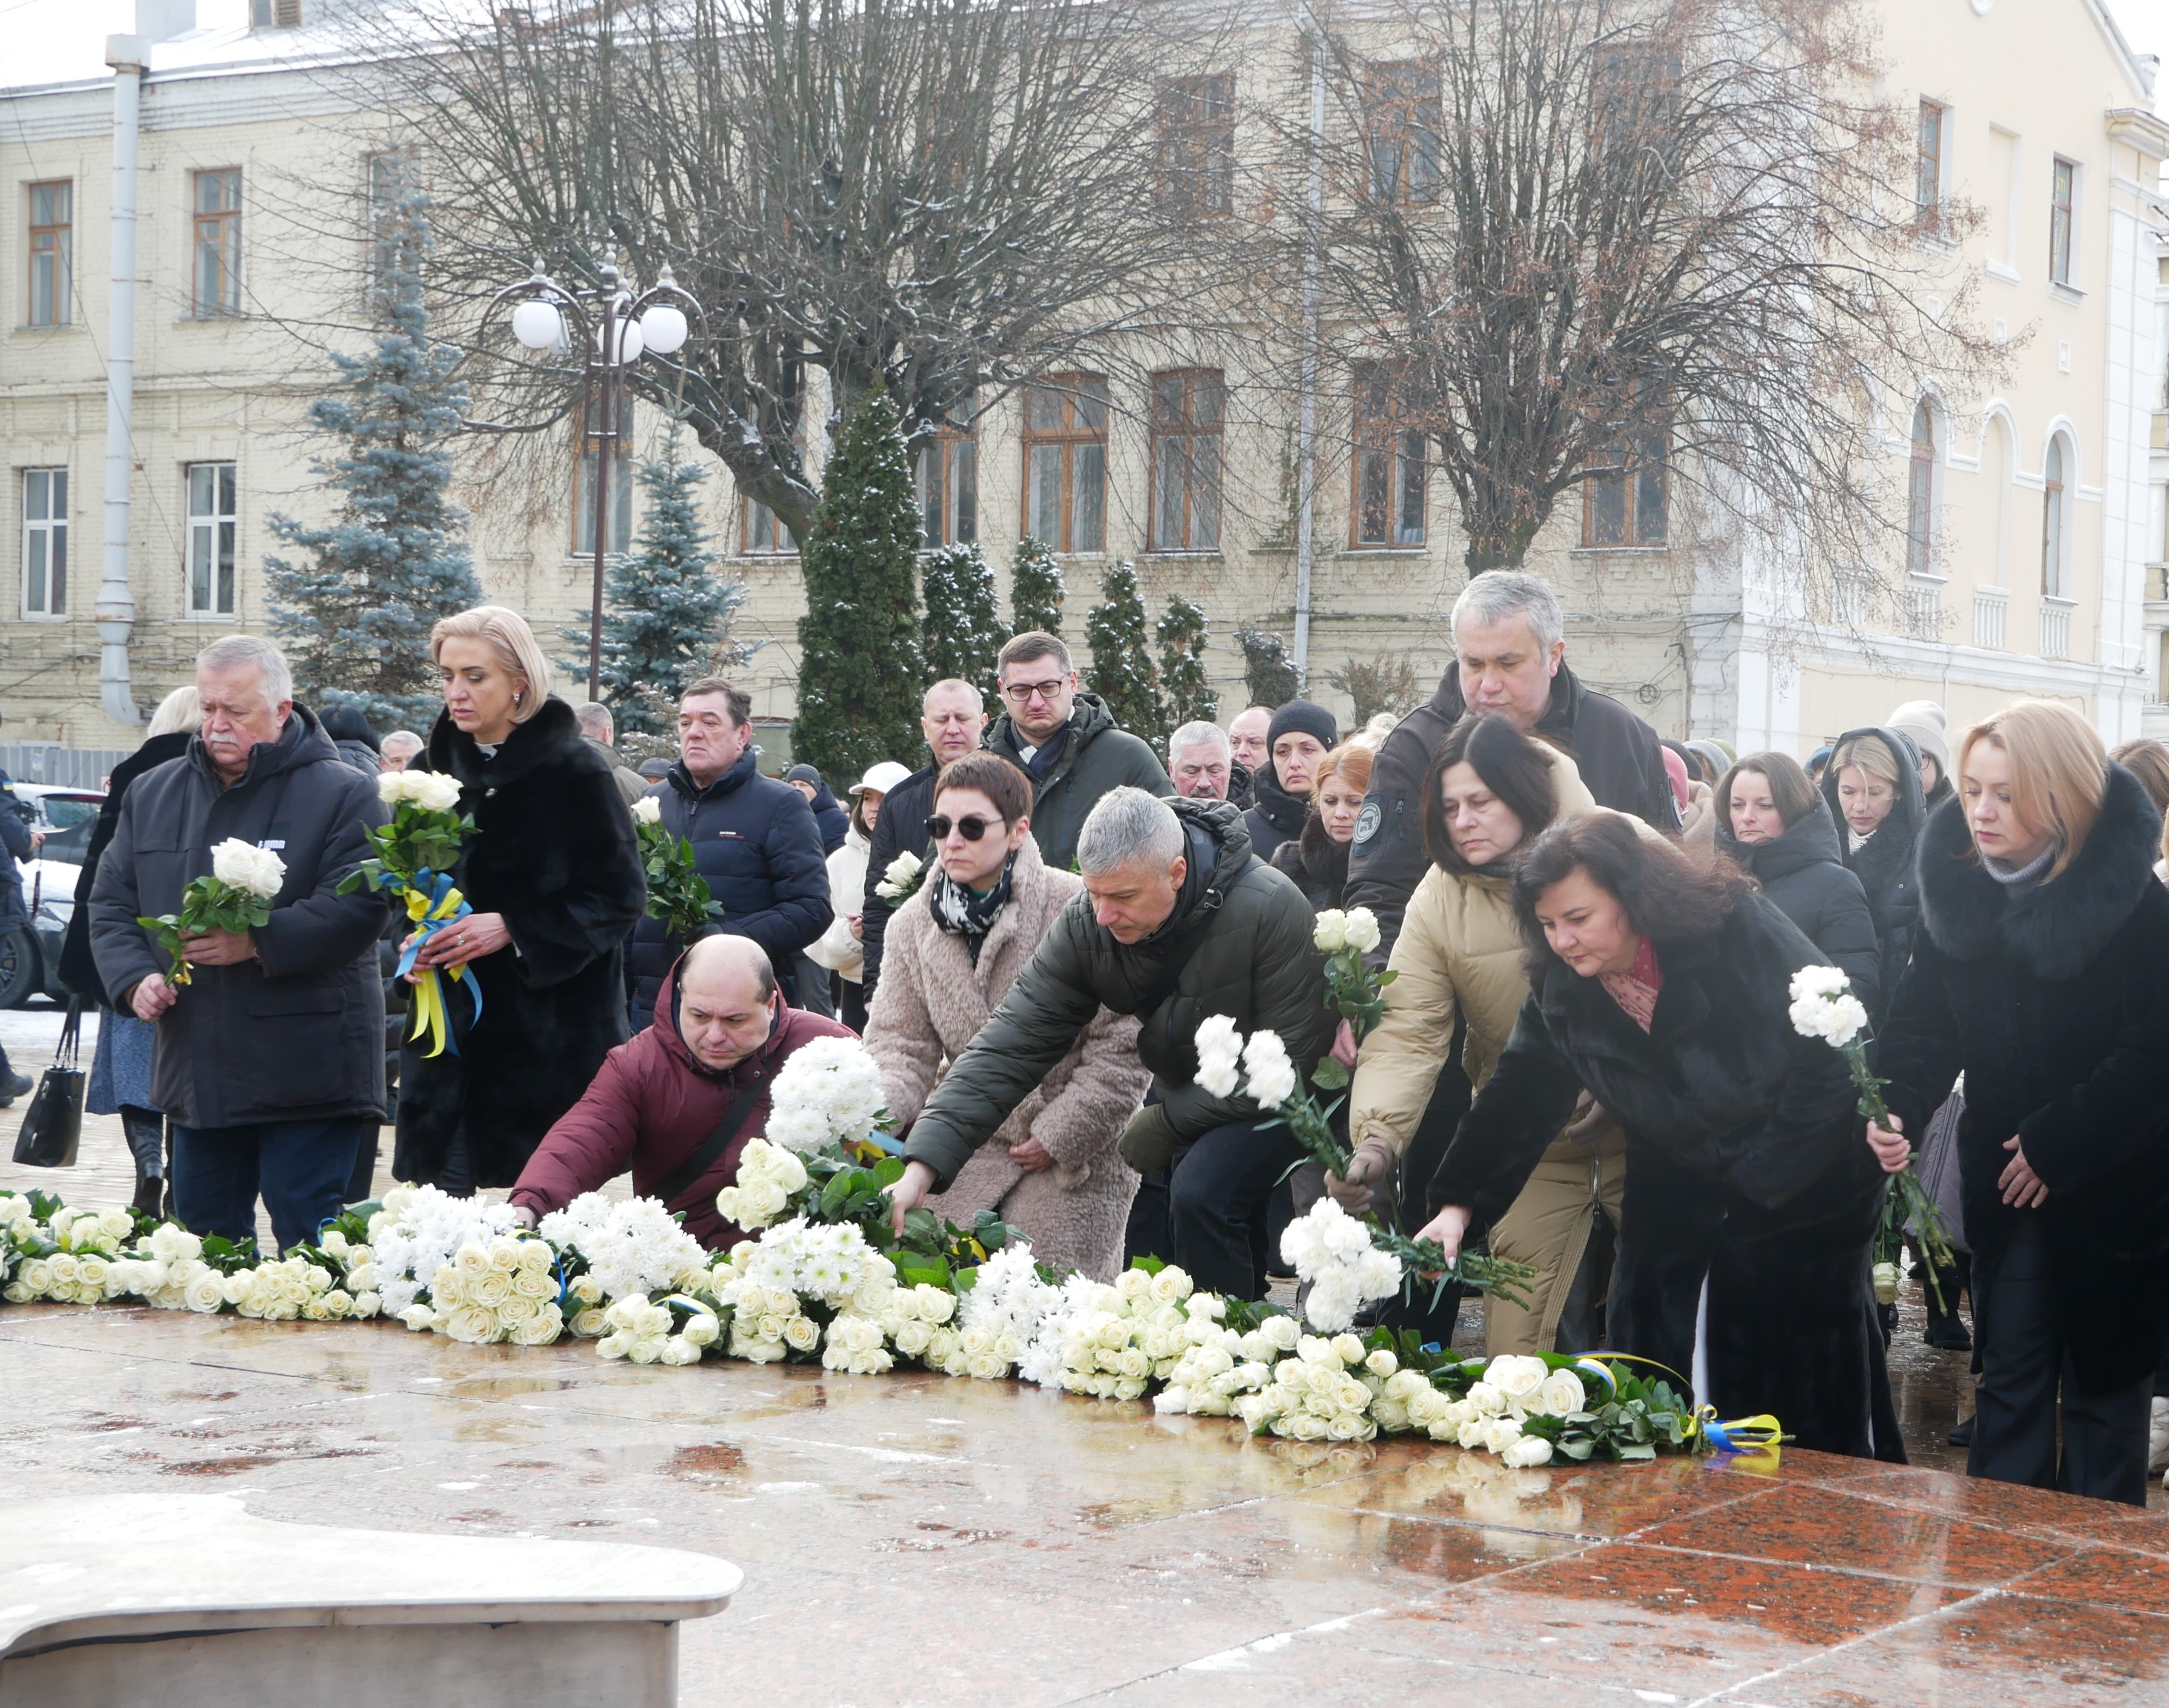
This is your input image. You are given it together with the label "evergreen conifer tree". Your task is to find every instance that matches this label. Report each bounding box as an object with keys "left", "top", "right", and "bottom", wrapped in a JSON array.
[
  {"left": 1156, "top": 595, "right": 1218, "bottom": 729},
  {"left": 793, "top": 388, "right": 925, "bottom": 778},
  {"left": 1236, "top": 625, "right": 1302, "bottom": 709},
  {"left": 1009, "top": 535, "right": 1066, "bottom": 637},
  {"left": 570, "top": 419, "right": 745, "bottom": 735},
  {"left": 920, "top": 542, "right": 1004, "bottom": 714},
  {"left": 1084, "top": 559, "right": 1167, "bottom": 745},
  {"left": 266, "top": 182, "right": 482, "bottom": 730}
]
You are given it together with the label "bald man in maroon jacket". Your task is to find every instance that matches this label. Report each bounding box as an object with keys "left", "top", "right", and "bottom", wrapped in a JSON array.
[{"left": 510, "top": 935, "right": 852, "bottom": 1249}]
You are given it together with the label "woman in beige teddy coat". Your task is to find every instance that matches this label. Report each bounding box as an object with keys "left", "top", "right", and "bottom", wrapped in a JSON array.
[{"left": 864, "top": 753, "right": 1150, "bottom": 1280}]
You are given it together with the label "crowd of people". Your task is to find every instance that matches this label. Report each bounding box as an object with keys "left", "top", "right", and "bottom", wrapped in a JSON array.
[{"left": 51, "top": 568, "right": 2169, "bottom": 1508}]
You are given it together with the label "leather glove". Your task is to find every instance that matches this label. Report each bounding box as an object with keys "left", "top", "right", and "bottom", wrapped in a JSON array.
[
  {"left": 1117, "top": 1104, "right": 1180, "bottom": 1178},
  {"left": 1324, "top": 1137, "right": 1397, "bottom": 1215}
]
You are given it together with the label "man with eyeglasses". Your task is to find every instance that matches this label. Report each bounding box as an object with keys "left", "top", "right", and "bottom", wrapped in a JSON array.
[
  {"left": 984, "top": 631, "right": 1172, "bottom": 872},
  {"left": 859, "top": 678, "right": 991, "bottom": 1002}
]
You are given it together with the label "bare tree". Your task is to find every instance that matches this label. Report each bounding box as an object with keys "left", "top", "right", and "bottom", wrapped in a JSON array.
[
  {"left": 1276, "top": 0, "right": 2005, "bottom": 607},
  {"left": 351, "top": 0, "right": 1224, "bottom": 541}
]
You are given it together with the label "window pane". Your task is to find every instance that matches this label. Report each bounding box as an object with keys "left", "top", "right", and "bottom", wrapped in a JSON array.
[
  {"left": 192, "top": 524, "right": 212, "bottom": 609},
  {"left": 1396, "top": 431, "right": 1426, "bottom": 545},
  {"left": 1193, "top": 433, "right": 1221, "bottom": 550},
  {"left": 189, "top": 465, "right": 214, "bottom": 514},
  {"left": 1075, "top": 378, "right": 1109, "bottom": 433},
  {"left": 1357, "top": 447, "right": 1388, "bottom": 546},
  {"left": 52, "top": 470, "right": 66, "bottom": 512},
  {"left": 1027, "top": 387, "right": 1064, "bottom": 432},
  {"left": 1588, "top": 474, "right": 1627, "bottom": 545},
  {"left": 953, "top": 441, "right": 977, "bottom": 544},
  {"left": 918, "top": 443, "right": 943, "bottom": 544},
  {"left": 1634, "top": 461, "right": 1667, "bottom": 545},
  {"left": 218, "top": 464, "right": 236, "bottom": 512},
  {"left": 1028, "top": 445, "right": 1063, "bottom": 544},
  {"left": 1072, "top": 443, "right": 1105, "bottom": 553},
  {"left": 26, "top": 533, "right": 46, "bottom": 612},
  {"left": 218, "top": 521, "right": 236, "bottom": 612},
  {"left": 25, "top": 472, "right": 48, "bottom": 522},
  {"left": 49, "top": 517, "right": 65, "bottom": 613},
  {"left": 1194, "top": 370, "right": 1224, "bottom": 426},
  {"left": 1153, "top": 372, "right": 1185, "bottom": 427},
  {"left": 1155, "top": 436, "right": 1185, "bottom": 551}
]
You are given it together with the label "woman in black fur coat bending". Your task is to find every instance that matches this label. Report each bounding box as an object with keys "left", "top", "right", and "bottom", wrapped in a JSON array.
[
  {"left": 391, "top": 607, "right": 646, "bottom": 1194},
  {"left": 1416, "top": 811, "right": 1892, "bottom": 1458},
  {"left": 1872, "top": 701, "right": 2169, "bottom": 1505}
]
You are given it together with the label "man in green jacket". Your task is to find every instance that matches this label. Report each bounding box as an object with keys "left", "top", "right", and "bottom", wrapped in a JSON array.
[
  {"left": 986, "top": 631, "right": 1173, "bottom": 870},
  {"left": 888, "top": 789, "right": 1330, "bottom": 1300}
]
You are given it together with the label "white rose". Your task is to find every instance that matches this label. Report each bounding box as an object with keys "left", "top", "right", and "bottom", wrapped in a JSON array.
[
  {"left": 631, "top": 794, "right": 663, "bottom": 825},
  {"left": 378, "top": 770, "right": 417, "bottom": 805},
  {"left": 1480, "top": 1415, "right": 1525, "bottom": 1453},
  {"left": 184, "top": 1272, "right": 229, "bottom": 1313},
  {"left": 784, "top": 1314, "right": 822, "bottom": 1352},
  {"left": 399, "top": 1303, "right": 437, "bottom": 1332},
  {"left": 1500, "top": 1434, "right": 1554, "bottom": 1468},
  {"left": 1342, "top": 908, "right": 1381, "bottom": 954},
  {"left": 408, "top": 770, "right": 467, "bottom": 814},
  {"left": 1484, "top": 1355, "right": 1548, "bottom": 1401},
  {"left": 210, "top": 838, "right": 286, "bottom": 900},
  {"left": 1536, "top": 1369, "right": 1588, "bottom": 1418},
  {"left": 1312, "top": 910, "right": 1348, "bottom": 953}
]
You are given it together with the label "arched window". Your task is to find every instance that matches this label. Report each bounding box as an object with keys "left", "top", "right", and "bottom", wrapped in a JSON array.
[
  {"left": 1906, "top": 402, "right": 1937, "bottom": 576},
  {"left": 2041, "top": 437, "right": 2066, "bottom": 598}
]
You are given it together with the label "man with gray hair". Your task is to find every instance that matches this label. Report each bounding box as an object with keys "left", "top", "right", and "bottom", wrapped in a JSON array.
[
  {"left": 886, "top": 787, "right": 1331, "bottom": 1300},
  {"left": 575, "top": 701, "right": 648, "bottom": 807},
  {"left": 90, "top": 634, "right": 390, "bottom": 1252},
  {"left": 378, "top": 731, "right": 424, "bottom": 772},
  {"left": 1166, "top": 721, "right": 1233, "bottom": 800}
]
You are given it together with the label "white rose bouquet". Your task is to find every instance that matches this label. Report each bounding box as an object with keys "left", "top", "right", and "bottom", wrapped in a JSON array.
[
  {"left": 874, "top": 849, "right": 924, "bottom": 905},
  {"left": 760, "top": 1035, "right": 897, "bottom": 1158},
  {"left": 630, "top": 795, "right": 721, "bottom": 939},
  {"left": 1787, "top": 964, "right": 1956, "bottom": 1307},
  {"left": 135, "top": 838, "right": 285, "bottom": 985},
  {"left": 537, "top": 1192, "right": 707, "bottom": 1304},
  {"left": 1308, "top": 907, "right": 1393, "bottom": 1092},
  {"left": 341, "top": 769, "right": 485, "bottom": 1058}
]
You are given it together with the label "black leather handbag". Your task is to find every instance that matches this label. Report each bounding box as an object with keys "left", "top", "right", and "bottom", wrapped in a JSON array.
[{"left": 11, "top": 996, "right": 85, "bottom": 1169}]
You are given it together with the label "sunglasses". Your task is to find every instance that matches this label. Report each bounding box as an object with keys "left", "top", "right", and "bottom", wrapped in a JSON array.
[{"left": 926, "top": 813, "right": 1003, "bottom": 842}]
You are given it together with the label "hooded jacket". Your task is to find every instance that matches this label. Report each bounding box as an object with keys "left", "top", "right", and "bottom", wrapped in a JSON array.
[
  {"left": 984, "top": 692, "right": 1173, "bottom": 871},
  {"left": 60, "top": 728, "right": 194, "bottom": 1001},
  {"left": 1346, "top": 658, "right": 1679, "bottom": 960},
  {"left": 800, "top": 775, "right": 850, "bottom": 855},
  {"left": 1244, "top": 763, "right": 1310, "bottom": 864},
  {"left": 1715, "top": 796, "right": 1880, "bottom": 1010},
  {"left": 1877, "top": 765, "right": 2169, "bottom": 1389},
  {"left": 509, "top": 964, "right": 855, "bottom": 1249},
  {"left": 901, "top": 798, "right": 1331, "bottom": 1190},
  {"left": 1820, "top": 723, "right": 1926, "bottom": 1022},
  {"left": 1268, "top": 814, "right": 1352, "bottom": 910},
  {"left": 87, "top": 706, "right": 390, "bottom": 1129},
  {"left": 393, "top": 696, "right": 648, "bottom": 1188},
  {"left": 865, "top": 834, "right": 1150, "bottom": 1278}
]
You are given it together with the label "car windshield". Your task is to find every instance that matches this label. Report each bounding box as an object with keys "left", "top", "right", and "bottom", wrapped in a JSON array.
[{"left": 40, "top": 799, "right": 99, "bottom": 831}]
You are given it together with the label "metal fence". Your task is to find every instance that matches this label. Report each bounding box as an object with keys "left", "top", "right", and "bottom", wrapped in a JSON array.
[{"left": 0, "top": 745, "right": 135, "bottom": 791}]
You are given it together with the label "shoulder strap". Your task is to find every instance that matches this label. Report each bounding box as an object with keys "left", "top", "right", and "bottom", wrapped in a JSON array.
[
  {"left": 652, "top": 1063, "right": 772, "bottom": 1212},
  {"left": 53, "top": 995, "right": 82, "bottom": 1071}
]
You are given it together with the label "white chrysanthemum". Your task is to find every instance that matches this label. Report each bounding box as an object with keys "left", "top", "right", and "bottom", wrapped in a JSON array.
[
  {"left": 210, "top": 838, "right": 286, "bottom": 900},
  {"left": 1280, "top": 1199, "right": 1402, "bottom": 1332},
  {"left": 1192, "top": 1012, "right": 1244, "bottom": 1099},
  {"left": 1241, "top": 1030, "right": 1298, "bottom": 1111}
]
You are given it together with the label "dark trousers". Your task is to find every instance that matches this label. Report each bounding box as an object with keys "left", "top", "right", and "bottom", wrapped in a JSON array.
[
  {"left": 1165, "top": 1119, "right": 1302, "bottom": 1301},
  {"left": 839, "top": 978, "right": 868, "bottom": 1036},
  {"left": 345, "top": 1128, "right": 379, "bottom": 1206},
  {"left": 172, "top": 1118, "right": 373, "bottom": 1254},
  {"left": 1972, "top": 1216, "right": 2150, "bottom": 1505}
]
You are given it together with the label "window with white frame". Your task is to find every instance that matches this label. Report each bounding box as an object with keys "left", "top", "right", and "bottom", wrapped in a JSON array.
[
  {"left": 2048, "top": 158, "right": 2077, "bottom": 287},
  {"left": 186, "top": 462, "right": 238, "bottom": 615},
  {"left": 2040, "top": 435, "right": 2068, "bottom": 599},
  {"left": 21, "top": 469, "right": 67, "bottom": 616},
  {"left": 1916, "top": 101, "right": 1947, "bottom": 232}
]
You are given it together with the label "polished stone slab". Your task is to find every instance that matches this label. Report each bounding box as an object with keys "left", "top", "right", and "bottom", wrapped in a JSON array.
[{"left": 4, "top": 1302, "right": 2165, "bottom": 1705}]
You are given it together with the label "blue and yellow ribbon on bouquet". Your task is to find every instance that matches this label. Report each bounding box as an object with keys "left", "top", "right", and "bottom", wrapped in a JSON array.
[{"left": 393, "top": 870, "right": 485, "bottom": 1058}]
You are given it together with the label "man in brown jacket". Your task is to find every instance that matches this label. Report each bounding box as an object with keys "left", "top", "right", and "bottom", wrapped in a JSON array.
[{"left": 508, "top": 935, "right": 853, "bottom": 1249}]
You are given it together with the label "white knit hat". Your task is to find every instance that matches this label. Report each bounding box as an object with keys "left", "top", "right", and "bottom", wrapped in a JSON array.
[{"left": 1886, "top": 700, "right": 1950, "bottom": 777}]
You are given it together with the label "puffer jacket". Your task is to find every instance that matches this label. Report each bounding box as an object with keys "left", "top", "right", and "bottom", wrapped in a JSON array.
[
  {"left": 1244, "top": 764, "right": 1310, "bottom": 865},
  {"left": 901, "top": 798, "right": 1331, "bottom": 1188},
  {"left": 984, "top": 693, "right": 1173, "bottom": 870},
  {"left": 1715, "top": 795, "right": 1880, "bottom": 1010},
  {"left": 1268, "top": 815, "right": 1352, "bottom": 910},
  {"left": 1348, "top": 745, "right": 1595, "bottom": 1157},
  {"left": 866, "top": 836, "right": 1150, "bottom": 1278},
  {"left": 1820, "top": 723, "right": 1926, "bottom": 1022}
]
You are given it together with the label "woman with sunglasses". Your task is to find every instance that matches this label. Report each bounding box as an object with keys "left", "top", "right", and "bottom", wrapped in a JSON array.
[{"left": 864, "top": 753, "right": 1152, "bottom": 1280}]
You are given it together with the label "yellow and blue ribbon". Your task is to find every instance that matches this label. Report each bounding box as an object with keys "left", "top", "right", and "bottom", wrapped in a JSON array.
[{"left": 392, "top": 869, "right": 485, "bottom": 1058}]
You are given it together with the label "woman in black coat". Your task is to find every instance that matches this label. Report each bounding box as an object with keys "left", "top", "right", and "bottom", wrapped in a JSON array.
[
  {"left": 1714, "top": 752, "right": 1879, "bottom": 1010},
  {"left": 392, "top": 607, "right": 646, "bottom": 1193},
  {"left": 1821, "top": 725, "right": 1925, "bottom": 1022},
  {"left": 1418, "top": 812, "right": 1892, "bottom": 1457},
  {"left": 1873, "top": 702, "right": 2169, "bottom": 1505}
]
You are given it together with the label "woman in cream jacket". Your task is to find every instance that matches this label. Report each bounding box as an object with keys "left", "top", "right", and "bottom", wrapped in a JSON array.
[{"left": 1340, "top": 713, "right": 1625, "bottom": 1354}]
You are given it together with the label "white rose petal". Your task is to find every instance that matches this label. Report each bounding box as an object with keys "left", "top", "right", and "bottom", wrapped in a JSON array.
[{"left": 210, "top": 838, "right": 286, "bottom": 900}]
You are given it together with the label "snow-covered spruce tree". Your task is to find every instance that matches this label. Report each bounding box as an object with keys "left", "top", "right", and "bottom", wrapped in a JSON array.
[
  {"left": 793, "top": 388, "right": 925, "bottom": 779},
  {"left": 1085, "top": 559, "right": 1167, "bottom": 746},
  {"left": 1236, "top": 625, "right": 1301, "bottom": 709},
  {"left": 1009, "top": 535, "right": 1066, "bottom": 639},
  {"left": 571, "top": 419, "right": 746, "bottom": 736},
  {"left": 265, "top": 185, "right": 480, "bottom": 731},
  {"left": 1156, "top": 595, "right": 1218, "bottom": 730},
  {"left": 921, "top": 542, "right": 1004, "bottom": 714}
]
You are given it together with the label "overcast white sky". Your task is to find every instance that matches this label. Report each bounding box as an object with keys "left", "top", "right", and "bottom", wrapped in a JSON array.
[{"left": 7, "top": 0, "right": 2169, "bottom": 97}]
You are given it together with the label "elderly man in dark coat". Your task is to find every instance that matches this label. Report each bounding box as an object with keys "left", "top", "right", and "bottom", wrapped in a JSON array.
[{"left": 90, "top": 636, "right": 388, "bottom": 1251}]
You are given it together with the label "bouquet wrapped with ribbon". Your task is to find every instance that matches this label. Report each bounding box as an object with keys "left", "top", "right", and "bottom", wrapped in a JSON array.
[
  {"left": 630, "top": 796, "right": 721, "bottom": 938},
  {"left": 338, "top": 769, "right": 482, "bottom": 1057},
  {"left": 137, "top": 838, "right": 286, "bottom": 985}
]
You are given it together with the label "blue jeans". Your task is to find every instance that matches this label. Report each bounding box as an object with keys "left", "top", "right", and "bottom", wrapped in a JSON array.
[{"left": 171, "top": 1119, "right": 374, "bottom": 1254}]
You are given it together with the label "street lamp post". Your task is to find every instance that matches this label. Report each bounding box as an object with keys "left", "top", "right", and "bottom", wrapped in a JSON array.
[{"left": 489, "top": 253, "right": 706, "bottom": 696}]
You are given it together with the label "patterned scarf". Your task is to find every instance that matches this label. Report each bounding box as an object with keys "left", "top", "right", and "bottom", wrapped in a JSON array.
[{"left": 928, "top": 855, "right": 1017, "bottom": 965}]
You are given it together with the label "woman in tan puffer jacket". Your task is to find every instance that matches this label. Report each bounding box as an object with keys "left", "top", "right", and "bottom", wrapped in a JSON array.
[
  {"left": 865, "top": 754, "right": 1150, "bottom": 1280},
  {"left": 1343, "top": 713, "right": 1627, "bottom": 1355}
]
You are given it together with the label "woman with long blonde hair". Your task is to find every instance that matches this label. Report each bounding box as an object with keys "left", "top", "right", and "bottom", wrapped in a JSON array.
[{"left": 1873, "top": 699, "right": 2169, "bottom": 1503}]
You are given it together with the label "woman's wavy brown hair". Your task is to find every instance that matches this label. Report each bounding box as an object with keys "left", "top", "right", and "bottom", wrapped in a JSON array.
[
  {"left": 1511, "top": 811, "right": 1757, "bottom": 974},
  {"left": 1422, "top": 713, "right": 1562, "bottom": 874}
]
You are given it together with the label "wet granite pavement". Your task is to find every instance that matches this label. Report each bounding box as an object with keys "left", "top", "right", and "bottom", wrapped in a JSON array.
[{"left": 7, "top": 1302, "right": 2168, "bottom": 1706}]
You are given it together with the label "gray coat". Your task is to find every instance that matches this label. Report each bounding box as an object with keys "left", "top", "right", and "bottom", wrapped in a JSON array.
[{"left": 88, "top": 706, "right": 390, "bottom": 1130}]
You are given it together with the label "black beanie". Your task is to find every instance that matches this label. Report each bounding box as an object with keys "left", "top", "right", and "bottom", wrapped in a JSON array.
[{"left": 1266, "top": 699, "right": 1339, "bottom": 754}]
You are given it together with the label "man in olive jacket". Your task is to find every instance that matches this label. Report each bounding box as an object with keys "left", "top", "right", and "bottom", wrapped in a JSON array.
[
  {"left": 887, "top": 790, "right": 1329, "bottom": 1300},
  {"left": 984, "top": 631, "right": 1173, "bottom": 871},
  {"left": 90, "top": 636, "right": 388, "bottom": 1252}
]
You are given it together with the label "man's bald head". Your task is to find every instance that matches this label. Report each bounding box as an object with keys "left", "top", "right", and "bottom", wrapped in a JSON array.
[{"left": 677, "top": 935, "right": 778, "bottom": 1071}]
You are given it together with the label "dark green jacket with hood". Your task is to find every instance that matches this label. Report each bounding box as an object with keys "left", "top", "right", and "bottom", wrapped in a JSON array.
[
  {"left": 901, "top": 798, "right": 1332, "bottom": 1188},
  {"left": 985, "top": 692, "right": 1173, "bottom": 871}
]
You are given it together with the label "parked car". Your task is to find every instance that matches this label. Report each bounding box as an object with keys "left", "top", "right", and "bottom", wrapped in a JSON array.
[{"left": 0, "top": 785, "right": 103, "bottom": 1009}]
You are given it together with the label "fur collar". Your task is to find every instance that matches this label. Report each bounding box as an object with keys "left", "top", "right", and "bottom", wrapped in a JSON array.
[
  {"left": 428, "top": 695, "right": 595, "bottom": 788},
  {"left": 1916, "top": 762, "right": 2160, "bottom": 980}
]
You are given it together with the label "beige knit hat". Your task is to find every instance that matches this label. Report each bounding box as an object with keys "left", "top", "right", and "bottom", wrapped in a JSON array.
[{"left": 1886, "top": 700, "right": 1950, "bottom": 777}]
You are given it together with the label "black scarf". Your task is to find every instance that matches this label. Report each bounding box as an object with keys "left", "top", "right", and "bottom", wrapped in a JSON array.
[
  {"left": 1020, "top": 723, "right": 1072, "bottom": 784},
  {"left": 928, "top": 855, "right": 1017, "bottom": 965}
]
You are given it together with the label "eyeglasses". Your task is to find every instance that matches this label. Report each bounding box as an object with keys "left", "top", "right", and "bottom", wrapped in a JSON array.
[
  {"left": 926, "top": 813, "right": 1002, "bottom": 842},
  {"left": 999, "top": 678, "right": 1067, "bottom": 704}
]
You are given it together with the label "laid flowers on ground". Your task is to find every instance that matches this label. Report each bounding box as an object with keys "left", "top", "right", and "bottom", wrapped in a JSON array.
[
  {"left": 367, "top": 1184, "right": 527, "bottom": 1318},
  {"left": 761, "top": 1036, "right": 894, "bottom": 1155},
  {"left": 405, "top": 1235, "right": 565, "bottom": 1345},
  {"left": 538, "top": 1191, "right": 707, "bottom": 1303},
  {"left": 713, "top": 1138, "right": 810, "bottom": 1233}
]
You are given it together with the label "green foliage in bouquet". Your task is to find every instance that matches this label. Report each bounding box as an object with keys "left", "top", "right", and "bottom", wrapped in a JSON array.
[
  {"left": 634, "top": 811, "right": 721, "bottom": 938},
  {"left": 339, "top": 790, "right": 472, "bottom": 894},
  {"left": 138, "top": 838, "right": 286, "bottom": 985},
  {"left": 785, "top": 1150, "right": 1023, "bottom": 1289}
]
